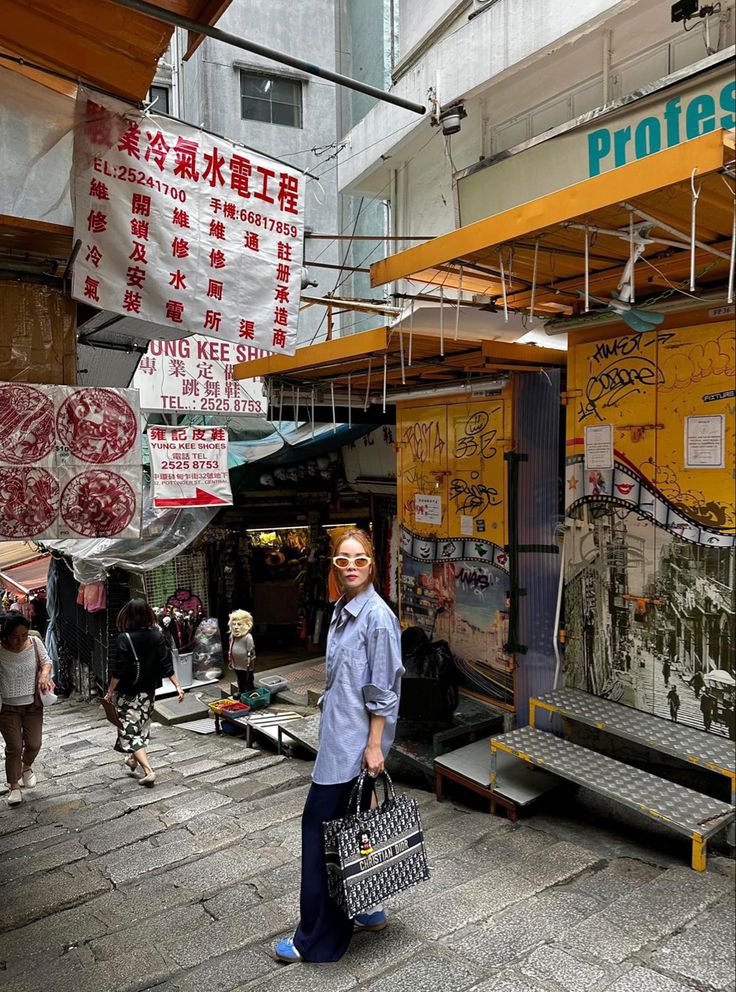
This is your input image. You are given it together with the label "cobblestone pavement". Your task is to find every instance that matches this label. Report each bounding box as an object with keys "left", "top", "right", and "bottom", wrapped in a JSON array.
[{"left": 0, "top": 701, "right": 734, "bottom": 992}]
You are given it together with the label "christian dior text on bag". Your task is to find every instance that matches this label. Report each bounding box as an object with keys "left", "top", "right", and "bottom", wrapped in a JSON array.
[{"left": 323, "top": 770, "right": 431, "bottom": 917}]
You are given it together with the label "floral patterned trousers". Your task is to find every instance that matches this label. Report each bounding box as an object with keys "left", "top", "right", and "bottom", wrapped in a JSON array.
[{"left": 114, "top": 691, "right": 154, "bottom": 753}]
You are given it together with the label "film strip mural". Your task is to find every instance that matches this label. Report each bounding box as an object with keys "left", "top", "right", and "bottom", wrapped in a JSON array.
[
  {"left": 565, "top": 456, "right": 735, "bottom": 548},
  {"left": 399, "top": 526, "right": 510, "bottom": 571}
]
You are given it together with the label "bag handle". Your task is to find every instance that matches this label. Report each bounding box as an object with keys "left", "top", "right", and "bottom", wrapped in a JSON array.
[
  {"left": 124, "top": 632, "right": 141, "bottom": 687},
  {"left": 349, "top": 769, "right": 396, "bottom": 815},
  {"left": 32, "top": 637, "right": 42, "bottom": 673}
]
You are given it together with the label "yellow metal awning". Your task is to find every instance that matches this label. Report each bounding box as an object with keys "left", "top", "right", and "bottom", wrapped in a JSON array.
[
  {"left": 233, "top": 325, "right": 564, "bottom": 411},
  {"left": 0, "top": 0, "right": 232, "bottom": 101},
  {"left": 370, "top": 130, "right": 735, "bottom": 321}
]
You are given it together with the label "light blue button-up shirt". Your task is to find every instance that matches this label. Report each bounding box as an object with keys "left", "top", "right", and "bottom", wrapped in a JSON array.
[{"left": 312, "top": 585, "right": 404, "bottom": 785}]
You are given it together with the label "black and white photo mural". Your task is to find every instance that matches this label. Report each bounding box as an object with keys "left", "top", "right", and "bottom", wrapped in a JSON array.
[{"left": 564, "top": 323, "right": 735, "bottom": 740}]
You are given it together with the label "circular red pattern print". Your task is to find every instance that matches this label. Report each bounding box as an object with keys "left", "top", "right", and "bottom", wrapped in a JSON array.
[
  {"left": 56, "top": 388, "right": 137, "bottom": 463},
  {"left": 0, "top": 467, "right": 58, "bottom": 538},
  {"left": 60, "top": 470, "right": 137, "bottom": 537},
  {"left": 0, "top": 384, "right": 55, "bottom": 464}
]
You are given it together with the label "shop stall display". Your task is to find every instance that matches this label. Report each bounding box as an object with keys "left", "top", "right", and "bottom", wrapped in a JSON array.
[{"left": 191, "top": 616, "right": 224, "bottom": 679}]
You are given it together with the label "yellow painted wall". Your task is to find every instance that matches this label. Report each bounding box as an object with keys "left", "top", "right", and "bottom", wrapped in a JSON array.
[{"left": 396, "top": 387, "right": 513, "bottom": 544}]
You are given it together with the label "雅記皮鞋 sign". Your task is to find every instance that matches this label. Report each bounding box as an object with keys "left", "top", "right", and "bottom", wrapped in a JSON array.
[{"left": 148, "top": 426, "right": 232, "bottom": 508}]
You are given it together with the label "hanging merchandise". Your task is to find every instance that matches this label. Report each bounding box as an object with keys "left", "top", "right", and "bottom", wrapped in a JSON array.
[
  {"left": 76, "top": 581, "right": 107, "bottom": 613},
  {"left": 191, "top": 617, "right": 224, "bottom": 679}
]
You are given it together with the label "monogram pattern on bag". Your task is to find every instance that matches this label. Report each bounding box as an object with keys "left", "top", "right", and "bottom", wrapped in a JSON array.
[{"left": 323, "top": 794, "right": 431, "bottom": 917}]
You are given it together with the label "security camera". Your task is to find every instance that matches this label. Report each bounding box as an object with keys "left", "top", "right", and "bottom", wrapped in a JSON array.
[
  {"left": 439, "top": 103, "right": 467, "bottom": 136},
  {"left": 671, "top": 0, "right": 699, "bottom": 21}
]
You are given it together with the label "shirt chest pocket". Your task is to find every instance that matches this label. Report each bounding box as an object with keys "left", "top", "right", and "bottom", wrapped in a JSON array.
[{"left": 334, "top": 645, "right": 368, "bottom": 685}]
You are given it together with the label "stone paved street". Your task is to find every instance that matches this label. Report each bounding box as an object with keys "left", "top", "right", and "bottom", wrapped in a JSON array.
[{"left": 0, "top": 701, "right": 734, "bottom": 992}]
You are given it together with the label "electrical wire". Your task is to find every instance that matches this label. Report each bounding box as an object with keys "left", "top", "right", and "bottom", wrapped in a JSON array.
[
  {"left": 306, "top": 196, "right": 365, "bottom": 345},
  {"left": 306, "top": 127, "right": 443, "bottom": 342}
]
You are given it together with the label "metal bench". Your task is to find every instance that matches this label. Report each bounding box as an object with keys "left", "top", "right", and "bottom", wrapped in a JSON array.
[
  {"left": 490, "top": 726, "right": 735, "bottom": 871},
  {"left": 529, "top": 688, "right": 736, "bottom": 811}
]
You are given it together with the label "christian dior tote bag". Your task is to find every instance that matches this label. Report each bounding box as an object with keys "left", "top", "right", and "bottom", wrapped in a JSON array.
[{"left": 323, "top": 770, "right": 431, "bottom": 917}]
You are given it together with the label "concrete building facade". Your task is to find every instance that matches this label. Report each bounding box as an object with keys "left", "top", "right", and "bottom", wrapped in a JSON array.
[
  {"left": 336, "top": 0, "right": 735, "bottom": 295},
  {"left": 154, "top": 1, "right": 344, "bottom": 345}
]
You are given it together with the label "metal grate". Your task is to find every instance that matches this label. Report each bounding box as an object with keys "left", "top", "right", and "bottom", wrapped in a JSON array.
[
  {"left": 492, "top": 726, "right": 735, "bottom": 839},
  {"left": 143, "top": 551, "right": 209, "bottom": 613},
  {"left": 533, "top": 687, "right": 735, "bottom": 776}
]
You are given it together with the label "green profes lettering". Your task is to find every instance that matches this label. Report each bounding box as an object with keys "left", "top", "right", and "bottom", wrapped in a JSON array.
[{"left": 587, "top": 81, "right": 736, "bottom": 177}]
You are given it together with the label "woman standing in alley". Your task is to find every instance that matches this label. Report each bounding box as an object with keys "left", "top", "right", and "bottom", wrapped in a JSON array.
[
  {"left": 105, "top": 598, "right": 185, "bottom": 786},
  {"left": 273, "top": 528, "right": 404, "bottom": 964},
  {"left": 0, "top": 613, "right": 54, "bottom": 807}
]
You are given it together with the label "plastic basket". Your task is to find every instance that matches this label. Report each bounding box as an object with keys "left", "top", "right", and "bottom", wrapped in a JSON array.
[
  {"left": 240, "top": 687, "right": 271, "bottom": 709},
  {"left": 209, "top": 697, "right": 250, "bottom": 715}
]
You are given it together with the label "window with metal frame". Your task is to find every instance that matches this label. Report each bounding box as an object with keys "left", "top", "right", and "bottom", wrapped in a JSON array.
[
  {"left": 148, "top": 84, "right": 170, "bottom": 115},
  {"left": 240, "top": 70, "right": 303, "bottom": 128}
]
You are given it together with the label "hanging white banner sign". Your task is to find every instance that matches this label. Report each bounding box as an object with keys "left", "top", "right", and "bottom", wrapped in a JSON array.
[
  {"left": 0, "top": 383, "right": 142, "bottom": 539},
  {"left": 148, "top": 426, "right": 232, "bottom": 508},
  {"left": 72, "top": 88, "right": 304, "bottom": 355},
  {"left": 133, "top": 336, "right": 267, "bottom": 415}
]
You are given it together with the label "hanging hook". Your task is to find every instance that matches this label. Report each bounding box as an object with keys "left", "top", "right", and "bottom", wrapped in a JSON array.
[
  {"left": 454, "top": 267, "right": 463, "bottom": 340},
  {"left": 363, "top": 356, "right": 372, "bottom": 412},
  {"left": 530, "top": 242, "right": 539, "bottom": 321},
  {"left": 399, "top": 321, "right": 406, "bottom": 385},
  {"left": 439, "top": 284, "right": 445, "bottom": 357},
  {"left": 690, "top": 166, "right": 702, "bottom": 293},
  {"left": 408, "top": 298, "right": 415, "bottom": 366},
  {"left": 499, "top": 248, "right": 509, "bottom": 322}
]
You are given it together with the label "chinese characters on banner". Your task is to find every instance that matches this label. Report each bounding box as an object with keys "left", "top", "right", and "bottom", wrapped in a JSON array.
[
  {"left": 0, "top": 384, "right": 142, "bottom": 539},
  {"left": 148, "top": 427, "right": 232, "bottom": 508},
  {"left": 72, "top": 88, "right": 304, "bottom": 356},
  {"left": 133, "top": 336, "right": 267, "bottom": 414}
]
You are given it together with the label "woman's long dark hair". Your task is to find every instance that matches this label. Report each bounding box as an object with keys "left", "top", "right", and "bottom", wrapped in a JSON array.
[{"left": 116, "top": 598, "right": 156, "bottom": 632}]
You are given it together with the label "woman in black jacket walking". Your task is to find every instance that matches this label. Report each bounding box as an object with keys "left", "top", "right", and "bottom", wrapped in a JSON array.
[{"left": 105, "top": 598, "right": 185, "bottom": 785}]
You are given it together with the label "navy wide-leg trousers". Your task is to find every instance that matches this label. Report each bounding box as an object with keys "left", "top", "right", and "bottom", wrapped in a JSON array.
[{"left": 293, "top": 776, "right": 372, "bottom": 962}]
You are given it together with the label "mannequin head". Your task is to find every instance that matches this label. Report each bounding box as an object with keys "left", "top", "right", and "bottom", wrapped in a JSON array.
[{"left": 229, "top": 609, "right": 253, "bottom": 638}]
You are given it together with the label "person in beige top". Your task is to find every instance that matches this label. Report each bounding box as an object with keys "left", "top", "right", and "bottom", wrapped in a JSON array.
[{"left": 0, "top": 613, "right": 54, "bottom": 807}]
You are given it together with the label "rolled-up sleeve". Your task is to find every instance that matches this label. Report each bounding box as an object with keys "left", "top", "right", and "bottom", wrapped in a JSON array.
[{"left": 362, "top": 623, "right": 404, "bottom": 716}]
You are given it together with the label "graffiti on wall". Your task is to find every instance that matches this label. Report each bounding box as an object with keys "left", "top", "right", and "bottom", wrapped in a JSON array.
[
  {"left": 564, "top": 323, "right": 735, "bottom": 739},
  {"left": 397, "top": 393, "right": 515, "bottom": 706}
]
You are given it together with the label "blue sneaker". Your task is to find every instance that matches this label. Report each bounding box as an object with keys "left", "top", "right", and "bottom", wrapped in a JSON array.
[
  {"left": 354, "top": 908, "right": 387, "bottom": 932},
  {"left": 273, "top": 937, "right": 303, "bottom": 963}
]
